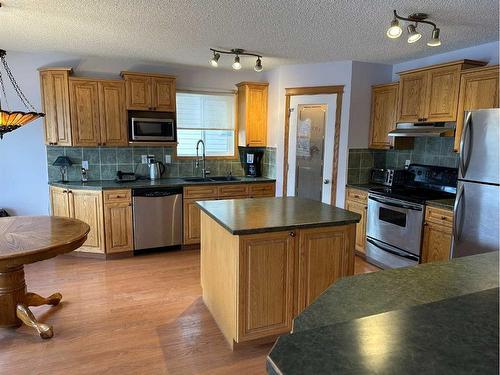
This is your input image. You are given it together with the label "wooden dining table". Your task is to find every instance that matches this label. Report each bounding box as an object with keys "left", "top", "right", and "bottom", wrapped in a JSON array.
[{"left": 0, "top": 216, "right": 89, "bottom": 339}]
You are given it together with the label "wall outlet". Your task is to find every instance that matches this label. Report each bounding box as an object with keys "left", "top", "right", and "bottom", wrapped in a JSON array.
[
  {"left": 82, "top": 160, "right": 89, "bottom": 169},
  {"left": 405, "top": 159, "right": 411, "bottom": 167},
  {"left": 165, "top": 154, "right": 172, "bottom": 164},
  {"left": 141, "top": 155, "right": 148, "bottom": 164}
]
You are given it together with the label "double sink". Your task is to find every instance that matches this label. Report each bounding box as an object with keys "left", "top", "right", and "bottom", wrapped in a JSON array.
[{"left": 183, "top": 176, "right": 241, "bottom": 183}]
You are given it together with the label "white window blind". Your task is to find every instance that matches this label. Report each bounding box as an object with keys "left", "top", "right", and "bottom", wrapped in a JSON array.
[{"left": 176, "top": 92, "right": 236, "bottom": 157}]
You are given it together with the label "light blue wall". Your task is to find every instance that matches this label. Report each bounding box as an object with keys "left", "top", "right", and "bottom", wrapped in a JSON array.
[{"left": 392, "top": 41, "right": 499, "bottom": 80}]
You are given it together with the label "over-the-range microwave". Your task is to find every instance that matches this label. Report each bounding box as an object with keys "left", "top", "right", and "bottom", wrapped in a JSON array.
[{"left": 129, "top": 111, "right": 177, "bottom": 142}]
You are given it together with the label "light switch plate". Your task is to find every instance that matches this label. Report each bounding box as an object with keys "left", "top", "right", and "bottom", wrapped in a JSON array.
[
  {"left": 141, "top": 155, "right": 148, "bottom": 164},
  {"left": 82, "top": 160, "right": 89, "bottom": 169},
  {"left": 165, "top": 155, "right": 172, "bottom": 164}
]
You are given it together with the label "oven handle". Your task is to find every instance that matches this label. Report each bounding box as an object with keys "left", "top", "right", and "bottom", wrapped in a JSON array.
[
  {"left": 368, "top": 195, "right": 422, "bottom": 211},
  {"left": 367, "top": 238, "right": 420, "bottom": 261}
]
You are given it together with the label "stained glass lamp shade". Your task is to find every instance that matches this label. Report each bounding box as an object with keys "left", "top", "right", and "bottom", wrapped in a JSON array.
[{"left": 0, "top": 49, "right": 45, "bottom": 139}]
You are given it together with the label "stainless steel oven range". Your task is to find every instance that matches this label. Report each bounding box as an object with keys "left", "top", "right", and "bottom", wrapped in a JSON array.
[{"left": 366, "top": 164, "right": 457, "bottom": 269}]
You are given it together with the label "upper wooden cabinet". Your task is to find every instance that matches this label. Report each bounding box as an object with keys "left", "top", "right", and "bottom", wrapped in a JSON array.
[
  {"left": 396, "top": 60, "right": 486, "bottom": 123},
  {"left": 454, "top": 65, "right": 499, "bottom": 151},
  {"left": 40, "top": 68, "right": 73, "bottom": 146},
  {"left": 237, "top": 82, "right": 268, "bottom": 147},
  {"left": 369, "top": 83, "right": 399, "bottom": 149},
  {"left": 69, "top": 78, "right": 127, "bottom": 147},
  {"left": 121, "top": 72, "right": 176, "bottom": 112}
]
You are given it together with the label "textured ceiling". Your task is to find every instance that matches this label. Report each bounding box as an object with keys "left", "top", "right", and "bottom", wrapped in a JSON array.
[{"left": 0, "top": 0, "right": 498, "bottom": 70}]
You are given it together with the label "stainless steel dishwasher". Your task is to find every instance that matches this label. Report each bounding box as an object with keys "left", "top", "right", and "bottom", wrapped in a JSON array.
[{"left": 132, "top": 187, "right": 183, "bottom": 251}]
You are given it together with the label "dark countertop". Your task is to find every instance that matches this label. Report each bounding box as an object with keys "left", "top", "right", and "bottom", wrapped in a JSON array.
[
  {"left": 268, "top": 288, "right": 499, "bottom": 375},
  {"left": 345, "top": 183, "right": 382, "bottom": 192},
  {"left": 49, "top": 176, "right": 275, "bottom": 191},
  {"left": 196, "top": 197, "right": 361, "bottom": 235},
  {"left": 426, "top": 198, "right": 455, "bottom": 210},
  {"left": 267, "top": 252, "right": 500, "bottom": 374}
]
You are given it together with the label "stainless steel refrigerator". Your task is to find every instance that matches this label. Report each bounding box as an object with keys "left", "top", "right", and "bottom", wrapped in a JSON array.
[{"left": 452, "top": 108, "right": 500, "bottom": 258}]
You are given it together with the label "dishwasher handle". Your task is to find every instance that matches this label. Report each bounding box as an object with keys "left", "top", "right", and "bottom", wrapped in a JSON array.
[{"left": 132, "top": 187, "right": 182, "bottom": 197}]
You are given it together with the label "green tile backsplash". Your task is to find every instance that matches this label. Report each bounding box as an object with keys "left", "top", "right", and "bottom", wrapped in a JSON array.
[
  {"left": 348, "top": 137, "right": 459, "bottom": 184},
  {"left": 46, "top": 146, "right": 277, "bottom": 182}
]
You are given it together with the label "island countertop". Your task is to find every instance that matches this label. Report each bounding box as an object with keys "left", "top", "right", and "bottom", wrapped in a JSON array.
[{"left": 196, "top": 197, "right": 361, "bottom": 235}]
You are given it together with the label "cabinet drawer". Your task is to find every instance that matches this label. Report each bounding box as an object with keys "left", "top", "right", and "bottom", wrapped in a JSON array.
[
  {"left": 425, "top": 206, "right": 453, "bottom": 228},
  {"left": 184, "top": 185, "right": 218, "bottom": 199},
  {"left": 248, "top": 183, "right": 275, "bottom": 197},
  {"left": 103, "top": 189, "right": 131, "bottom": 203},
  {"left": 346, "top": 188, "right": 367, "bottom": 204},
  {"left": 218, "top": 184, "right": 249, "bottom": 198}
]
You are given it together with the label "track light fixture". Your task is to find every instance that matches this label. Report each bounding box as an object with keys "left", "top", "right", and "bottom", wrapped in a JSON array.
[
  {"left": 209, "top": 48, "right": 263, "bottom": 72},
  {"left": 386, "top": 10, "right": 442, "bottom": 47}
]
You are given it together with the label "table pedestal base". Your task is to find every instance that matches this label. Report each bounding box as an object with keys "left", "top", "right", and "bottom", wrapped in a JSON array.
[{"left": 0, "top": 266, "right": 62, "bottom": 339}]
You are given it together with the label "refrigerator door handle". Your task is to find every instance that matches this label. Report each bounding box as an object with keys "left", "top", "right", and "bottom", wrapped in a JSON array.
[
  {"left": 459, "top": 111, "right": 473, "bottom": 177},
  {"left": 453, "top": 184, "right": 465, "bottom": 240}
]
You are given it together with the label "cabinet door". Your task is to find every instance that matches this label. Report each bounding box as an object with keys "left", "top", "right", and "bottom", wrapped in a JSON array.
[
  {"left": 245, "top": 84, "right": 268, "bottom": 147},
  {"left": 425, "top": 65, "right": 461, "bottom": 122},
  {"left": 98, "top": 81, "right": 127, "bottom": 146},
  {"left": 398, "top": 72, "right": 427, "bottom": 122},
  {"left": 69, "top": 79, "right": 101, "bottom": 146},
  {"left": 369, "top": 84, "right": 399, "bottom": 149},
  {"left": 40, "top": 70, "right": 72, "bottom": 146},
  {"left": 238, "top": 231, "right": 295, "bottom": 341},
  {"left": 151, "top": 77, "right": 176, "bottom": 112},
  {"left": 297, "top": 225, "right": 355, "bottom": 312},
  {"left": 124, "top": 75, "right": 151, "bottom": 110},
  {"left": 104, "top": 201, "right": 133, "bottom": 253},
  {"left": 69, "top": 190, "right": 105, "bottom": 253},
  {"left": 421, "top": 221, "right": 452, "bottom": 263},
  {"left": 49, "top": 187, "right": 71, "bottom": 217},
  {"left": 248, "top": 183, "right": 275, "bottom": 198},
  {"left": 183, "top": 198, "right": 217, "bottom": 244},
  {"left": 344, "top": 200, "right": 367, "bottom": 254},
  {"left": 455, "top": 66, "right": 499, "bottom": 151}
]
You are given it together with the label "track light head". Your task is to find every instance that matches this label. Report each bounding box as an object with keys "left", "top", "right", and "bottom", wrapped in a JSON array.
[
  {"left": 232, "top": 55, "right": 242, "bottom": 70},
  {"left": 427, "top": 28, "right": 441, "bottom": 47},
  {"left": 407, "top": 24, "right": 422, "bottom": 43},
  {"left": 209, "top": 52, "right": 220, "bottom": 67},
  {"left": 386, "top": 18, "right": 403, "bottom": 39},
  {"left": 254, "top": 58, "right": 263, "bottom": 72}
]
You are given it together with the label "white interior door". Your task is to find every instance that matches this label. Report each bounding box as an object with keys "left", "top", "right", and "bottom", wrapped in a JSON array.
[{"left": 287, "top": 94, "right": 337, "bottom": 204}]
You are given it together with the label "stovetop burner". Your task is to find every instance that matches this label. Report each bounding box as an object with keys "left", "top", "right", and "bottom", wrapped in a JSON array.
[{"left": 368, "top": 186, "right": 456, "bottom": 204}]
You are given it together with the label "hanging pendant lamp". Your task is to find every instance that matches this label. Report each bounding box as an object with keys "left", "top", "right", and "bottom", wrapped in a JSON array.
[{"left": 0, "top": 49, "right": 45, "bottom": 139}]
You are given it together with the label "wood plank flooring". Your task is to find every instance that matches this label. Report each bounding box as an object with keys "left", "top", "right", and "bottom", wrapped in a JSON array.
[{"left": 0, "top": 250, "right": 379, "bottom": 374}]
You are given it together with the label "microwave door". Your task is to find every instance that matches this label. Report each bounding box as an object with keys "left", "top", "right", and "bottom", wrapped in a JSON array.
[{"left": 132, "top": 118, "right": 175, "bottom": 141}]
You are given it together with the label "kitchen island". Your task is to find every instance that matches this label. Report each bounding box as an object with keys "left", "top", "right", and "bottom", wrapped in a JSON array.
[
  {"left": 197, "top": 197, "right": 360, "bottom": 348},
  {"left": 267, "top": 251, "right": 499, "bottom": 374}
]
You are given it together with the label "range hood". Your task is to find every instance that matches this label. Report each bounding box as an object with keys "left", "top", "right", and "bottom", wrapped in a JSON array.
[{"left": 389, "top": 122, "right": 456, "bottom": 137}]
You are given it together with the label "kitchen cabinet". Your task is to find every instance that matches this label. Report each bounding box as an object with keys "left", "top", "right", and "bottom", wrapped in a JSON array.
[
  {"left": 421, "top": 206, "right": 453, "bottom": 264},
  {"left": 369, "top": 83, "right": 399, "bottom": 149},
  {"left": 121, "top": 72, "right": 176, "bottom": 112},
  {"left": 103, "top": 190, "right": 133, "bottom": 253},
  {"left": 70, "top": 78, "right": 127, "bottom": 147},
  {"left": 39, "top": 68, "right": 73, "bottom": 146},
  {"left": 182, "top": 182, "right": 276, "bottom": 245},
  {"left": 49, "top": 186, "right": 105, "bottom": 253},
  {"left": 396, "top": 60, "right": 486, "bottom": 123},
  {"left": 454, "top": 65, "right": 499, "bottom": 151},
  {"left": 344, "top": 188, "right": 367, "bottom": 256},
  {"left": 237, "top": 82, "right": 268, "bottom": 147},
  {"left": 200, "top": 211, "right": 355, "bottom": 347}
]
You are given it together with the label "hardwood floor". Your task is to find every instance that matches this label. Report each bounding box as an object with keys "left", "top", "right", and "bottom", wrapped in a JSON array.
[{"left": 0, "top": 251, "right": 378, "bottom": 374}]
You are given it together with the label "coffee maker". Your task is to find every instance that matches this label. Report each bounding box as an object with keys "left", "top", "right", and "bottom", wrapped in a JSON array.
[{"left": 244, "top": 150, "right": 264, "bottom": 177}]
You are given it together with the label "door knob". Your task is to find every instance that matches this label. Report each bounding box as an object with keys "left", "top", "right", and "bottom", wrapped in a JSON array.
[{"left": 323, "top": 179, "right": 330, "bottom": 184}]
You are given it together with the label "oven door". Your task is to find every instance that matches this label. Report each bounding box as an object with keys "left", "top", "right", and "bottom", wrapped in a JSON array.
[
  {"left": 366, "top": 237, "right": 419, "bottom": 269},
  {"left": 366, "top": 194, "right": 424, "bottom": 255},
  {"left": 131, "top": 117, "right": 176, "bottom": 141}
]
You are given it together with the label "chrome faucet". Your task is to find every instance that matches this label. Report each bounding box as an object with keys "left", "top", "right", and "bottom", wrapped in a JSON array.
[{"left": 195, "top": 139, "right": 209, "bottom": 179}]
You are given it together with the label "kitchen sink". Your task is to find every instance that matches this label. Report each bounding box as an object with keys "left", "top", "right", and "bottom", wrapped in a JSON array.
[
  {"left": 209, "top": 176, "right": 241, "bottom": 182},
  {"left": 183, "top": 177, "right": 212, "bottom": 182}
]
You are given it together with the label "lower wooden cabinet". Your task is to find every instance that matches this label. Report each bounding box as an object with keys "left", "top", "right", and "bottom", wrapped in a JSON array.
[
  {"left": 344, "top": 188, "right": 368, "bottom": 255},
  {"left": 421, "top": 206, "right": 454, "bottom": 264},
  {"left": 103, "top": 190, "right": 133, "bottom": 253},
  {"left": 183, "top": 182, "right": 276, "bottom": 245}
]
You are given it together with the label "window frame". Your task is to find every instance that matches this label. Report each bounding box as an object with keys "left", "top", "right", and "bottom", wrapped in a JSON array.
[{"left": 174, "top": 89, "right": 239, "bottom": 160}]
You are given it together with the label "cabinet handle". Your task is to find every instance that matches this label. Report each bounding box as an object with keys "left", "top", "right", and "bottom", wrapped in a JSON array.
[
  {"left": 364, "top": 206, "right": 367, "bottom": 210},
  {"left": 289, "top": 231, "right": 296, "bottom": 237},
  {"left": 128, "top": 203, "right": 132, "bottom": 206},
  {"left": 441, "top": 216, "right": 447, "bottom": 220},
  {"left": 102, "top": 142, "right": 106, "bottom": 146}
]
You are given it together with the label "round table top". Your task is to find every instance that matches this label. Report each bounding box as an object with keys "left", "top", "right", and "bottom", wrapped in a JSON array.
[{"left": 0, "top": 216, "right": 90, "bottom": 268}]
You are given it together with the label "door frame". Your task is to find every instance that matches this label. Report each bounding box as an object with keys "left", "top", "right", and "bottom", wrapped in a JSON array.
[{"left": 283, "top": 85, "right": 344, "bottom": 205}]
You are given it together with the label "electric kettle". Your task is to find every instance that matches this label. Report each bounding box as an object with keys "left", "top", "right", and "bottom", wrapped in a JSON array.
[{"left": 148, "top": 160, "right": 165, "bottom": 180}]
